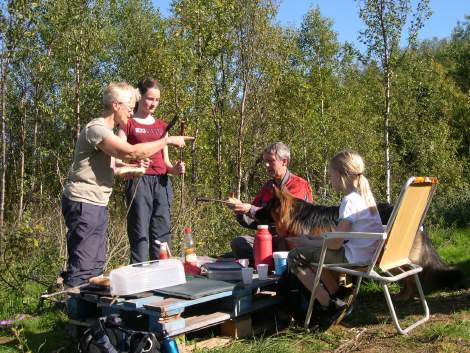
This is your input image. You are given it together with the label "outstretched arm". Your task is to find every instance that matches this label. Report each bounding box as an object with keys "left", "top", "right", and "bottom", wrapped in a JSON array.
[
  {"left": 226, "top": 198, "right": 262, "bottom": 230},
  {"left": 98, "top": 133, "right": 193, "bottom": 161}
]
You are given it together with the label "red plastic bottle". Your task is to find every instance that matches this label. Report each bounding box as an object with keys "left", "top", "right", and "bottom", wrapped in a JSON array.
[
  {"left": 159, "top": 242, "right": 169, "bottom": 260},
  {"left": 254, "top": 225, "right": 273, "bottom": 271}
]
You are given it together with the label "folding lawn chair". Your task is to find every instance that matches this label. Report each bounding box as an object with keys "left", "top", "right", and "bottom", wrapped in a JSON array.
[{"left": 304, "top": 176, "right": 438, "bottom": 334}]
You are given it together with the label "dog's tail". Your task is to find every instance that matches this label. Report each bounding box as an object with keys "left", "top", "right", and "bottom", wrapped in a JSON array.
[
  {"left": 415, "top": 229, "right": 467, "bottom": 292},
  {"left": 421, "top": 265, "right": 466, "bottom": 292}
]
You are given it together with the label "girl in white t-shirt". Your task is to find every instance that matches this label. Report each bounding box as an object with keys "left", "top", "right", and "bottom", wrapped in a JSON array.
[{"left": 287, "top": 150, "right": 382, "bottom": 328}]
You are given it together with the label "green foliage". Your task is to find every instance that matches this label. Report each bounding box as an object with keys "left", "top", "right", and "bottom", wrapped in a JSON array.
[
  {"left": 0, "top": 211, "right": 63, "bottom": 319},
  {"left": 429, "top": 187, "right": 470, "bottom": 228},
  {"left": 0, "top": 0, "right": 467, "bottom": 219}
]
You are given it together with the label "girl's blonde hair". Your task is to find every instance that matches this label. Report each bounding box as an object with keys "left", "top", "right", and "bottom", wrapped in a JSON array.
[{"left": 330, "top": 150, "right": 378, "bottom": 213}]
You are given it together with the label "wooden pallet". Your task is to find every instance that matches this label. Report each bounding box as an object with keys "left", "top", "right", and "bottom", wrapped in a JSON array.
[{"left": 67, "top": 275, "right": 285, "bottom": 338}]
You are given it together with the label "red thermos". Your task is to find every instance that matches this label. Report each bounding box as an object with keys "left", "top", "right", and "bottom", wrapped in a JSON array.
[{"left": 254, "top": 225, "right": 273, "bottom": 271}]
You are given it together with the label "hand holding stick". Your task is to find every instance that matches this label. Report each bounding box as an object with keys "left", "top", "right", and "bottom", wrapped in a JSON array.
[
  {"left": 195, "top": 197, "right": 234, "bottom": 205},
  {"left": 196, "top": 196, "right": 251, "bottom": 214}
]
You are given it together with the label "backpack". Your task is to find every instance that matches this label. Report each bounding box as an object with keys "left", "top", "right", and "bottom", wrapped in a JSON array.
[{"left": 78, "top": 315, "right": 160, "bottom": 353}]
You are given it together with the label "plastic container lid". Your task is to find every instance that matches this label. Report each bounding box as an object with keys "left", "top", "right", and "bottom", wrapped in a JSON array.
[
  {"left": 257, "top": 225, "right": 268, "bottom": 229},
  {"left": 184, "top": 227, "right": 192, "bottom": 233},
  {"left": 109, "top": 259, "right": 186, "bottom": 296}
]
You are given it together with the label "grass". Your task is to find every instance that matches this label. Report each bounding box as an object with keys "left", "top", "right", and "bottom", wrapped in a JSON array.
[
  {"left": 0, "top": 309, "right": 72, "bottom": 353},
  {"left": 429, "top": 226, "right": 470, "bottom": 274},
  {"left": 0, "top": 227, "right": 469, "bottom": 353}
]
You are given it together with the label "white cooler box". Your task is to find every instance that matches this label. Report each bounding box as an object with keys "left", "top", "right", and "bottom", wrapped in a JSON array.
[{"left": 109, "top": 259, "right": 186, "bottom": 296}]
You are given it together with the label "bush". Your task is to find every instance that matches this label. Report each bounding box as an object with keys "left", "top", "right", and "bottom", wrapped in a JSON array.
[{"left": 428, "top": 185, "right": 470, "bottom": 228}]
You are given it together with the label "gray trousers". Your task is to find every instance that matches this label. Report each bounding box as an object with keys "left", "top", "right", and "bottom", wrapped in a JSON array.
[
  {"left": 61, "top": 196, "right": 108, "bottom": 287},
  {"left": 230, "top": 235, "right": 286, "bottom": 265},
  {"left": 126, "top": 175, "right": 173, "bottom": 264},
  {"left": 288, "top": 246, "right": 347, "bottom": 274}
]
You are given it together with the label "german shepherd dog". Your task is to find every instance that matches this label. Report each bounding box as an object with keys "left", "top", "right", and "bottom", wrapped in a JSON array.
[{"left": 255, "top": 187, "right": 465, "bottom": 301}]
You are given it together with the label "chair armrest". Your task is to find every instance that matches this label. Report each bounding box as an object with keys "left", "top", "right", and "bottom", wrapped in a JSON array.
[{"left": 322, "top": 232, "right": 386, "bottom": 240}]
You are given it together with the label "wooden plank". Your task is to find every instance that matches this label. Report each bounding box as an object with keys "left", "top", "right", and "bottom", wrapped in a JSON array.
[
  {"left": 144, "top": 297, "right": 185, "bottom": 317},
  {"left": 221, "top": 316, "right": 252, "bottom": 338},
  {"left": 145, "top": 291, "right": 234, "bottom": 314},
  {"left": 144, "top": 297, "right": 183, "bottom": 310},
  {"left": 122, "top": 295, "right": 166, "bottom": 309},
  {"left": 168, "top": 312, "right": 232, "bottom": 336},
  {"left": 181, "top": 337, "right": 232, "bottom": 353},
  {"left": 156, "top": 317, "right": 186, "bottom": 333}
]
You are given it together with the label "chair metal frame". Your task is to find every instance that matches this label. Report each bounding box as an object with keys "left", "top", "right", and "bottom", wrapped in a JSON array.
[{"left": 304, "top": 176, "right": 438, "bottom": 334}]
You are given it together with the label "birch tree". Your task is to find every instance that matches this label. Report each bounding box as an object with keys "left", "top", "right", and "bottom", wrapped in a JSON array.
[{"left": 357, "top": 0, "right": 431, "bottom": 202}]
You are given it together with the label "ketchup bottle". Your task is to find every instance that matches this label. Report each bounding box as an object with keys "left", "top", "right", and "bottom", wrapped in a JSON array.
[
  {"left": 183, "top": 227, "right": 200, "bottom": 275},
  {"left": 254, "top": 225, "right": 273, "bottom": 271},
  {"left": 159, "top": 242, "right": 169, "bottom": 260}
]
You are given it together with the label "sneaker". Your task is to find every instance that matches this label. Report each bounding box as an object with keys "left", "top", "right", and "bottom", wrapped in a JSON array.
[
  {"left": 317, "top": 298, "right": 350, "bottom": 330},
  {"left": 343, "top": 304, "right": 354, "bottom": 319},
  {"left": 333, "top": 285, "right": 355, "bottom": 313},
  {"left": 333, "top": 285, "right": 354, "bottom": 301}
]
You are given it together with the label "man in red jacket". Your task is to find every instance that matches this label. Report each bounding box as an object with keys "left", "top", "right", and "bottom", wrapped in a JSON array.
[{"left": 228, "top": 142, "right": 313, "bottom": 261}]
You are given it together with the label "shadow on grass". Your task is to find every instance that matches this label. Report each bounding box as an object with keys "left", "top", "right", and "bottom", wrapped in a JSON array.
[
  {"left": 342, "top": 285, "right": 470, "bottom": 330},
  {"left": 455, "top": 259, "right": 470, "bottom": 282}
]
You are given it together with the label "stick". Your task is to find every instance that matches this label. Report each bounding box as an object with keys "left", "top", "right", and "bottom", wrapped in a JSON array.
[
  {"left": 164, "top": 114, "right": 179, "bottom": 134},
  {"left": 40, "top": 282, "right": 89, "bottom": 299},
  {"left": 195, "top": 197, "right": 233, "bottom": 205},
  {"left": 334, "top": 328, "right": 367, "bottom": 353}
]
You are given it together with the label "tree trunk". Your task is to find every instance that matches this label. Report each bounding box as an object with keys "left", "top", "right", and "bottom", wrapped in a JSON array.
[
  {"left": 384, "top": 69, "right": 391, "bottom": 203},
  {"left": 212, "top": 103, "right": 223, "bottom": 199},
  {"left": 190, "top": 16, "right": 204, "bottom": 196},
  {"left": 30, "top": 108, "right": 38, "bottom": 204},
  {"left": 378, "top": 0, "right": 392, "bottom": 203},
  {"left": 214, "top": 52, "right": 227, "bottom": 199},
  {"left": 190, "top": 124, "right": 199, "bottom": 195},
  {"left": 0, "top": 53, "right": 7, "bottom": 253},
  {"left": 18, "top": 101, "right": 26, "bottom": 223},
  {"left": 74, "top": 55, "right": 81, "bottom": 141},
  {"left": 236, "top": 76, "right": 248, "bottom": 199}
]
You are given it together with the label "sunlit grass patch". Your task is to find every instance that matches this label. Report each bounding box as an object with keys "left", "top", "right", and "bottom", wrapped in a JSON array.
[
  {"left": 419, "top": 319, "right": 470, "bottom": 342},
  {"left": 430, "top": 226, "right": 470, "bottom": 277},
  {"left": 193, "top": 327, "right": 331, "bottom": 353}
]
